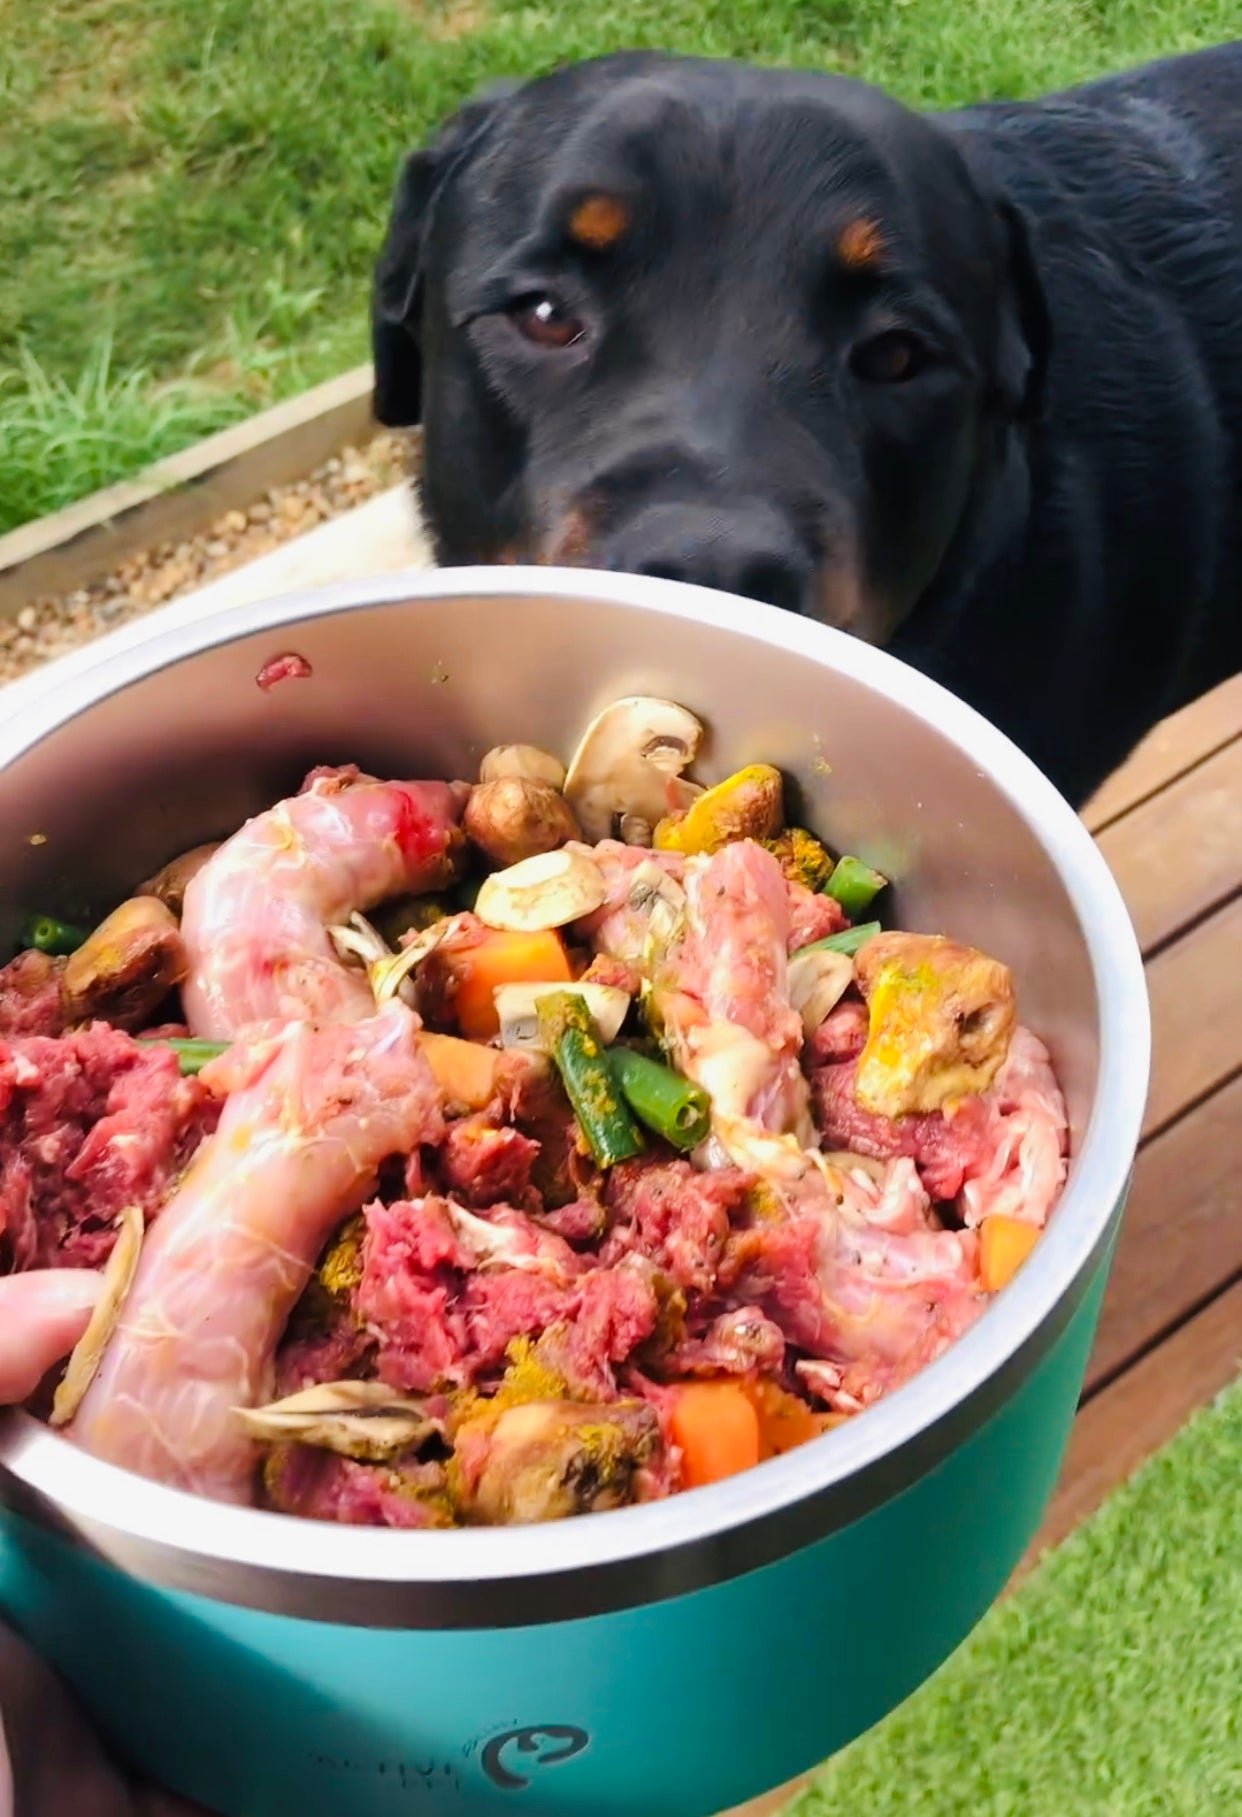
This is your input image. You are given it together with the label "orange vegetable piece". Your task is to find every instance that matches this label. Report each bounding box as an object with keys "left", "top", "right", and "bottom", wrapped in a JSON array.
[
  {"left": 417, "top": 1033, "right": 506, "bottom": 1112},
  {"left": 669, "top": 1381, "right": 761, "bottom": 1488},
  {"left": 447, "top": 930, "right": 572, "bottom": 1041},
  {"left": 744, "top": 1378, "right": 832, "bottom": 1460},
  {"left": 980, "top": 1215, "right": 1040, "bottom": 1292}
]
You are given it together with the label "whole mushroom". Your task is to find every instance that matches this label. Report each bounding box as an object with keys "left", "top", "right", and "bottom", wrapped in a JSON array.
[
  {"left": 465, "top": 777, "right": 580, "bottom": 868},
  {"left": 563, "top": 697, "right": 704, "bottom": 845}
]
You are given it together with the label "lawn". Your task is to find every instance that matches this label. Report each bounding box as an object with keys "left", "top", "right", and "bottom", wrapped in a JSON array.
[
  {"left": 1, "top": 0, "right": 1236, "bottom": 534},
  {"left": 787, "top": 1372, "right": 1242, "bottom": 1817}
]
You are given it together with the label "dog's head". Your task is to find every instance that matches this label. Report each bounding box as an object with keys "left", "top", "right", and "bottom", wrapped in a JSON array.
[{"left": 373, "top": 53, "right": 1047, "bottom": 637}]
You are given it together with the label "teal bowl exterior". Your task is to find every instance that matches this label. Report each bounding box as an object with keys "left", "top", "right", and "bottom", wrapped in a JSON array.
[
  {"left": 0, "top": 1244, "right": 1114, "bottom": 1816},
  {"left": 0, "top": 569, "right": 1149, "bottom": 1816}
]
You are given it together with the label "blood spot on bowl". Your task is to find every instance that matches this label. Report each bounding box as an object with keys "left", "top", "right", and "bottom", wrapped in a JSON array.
[{"left": 256, "top": 652, "right": 313, "bottom": 691}]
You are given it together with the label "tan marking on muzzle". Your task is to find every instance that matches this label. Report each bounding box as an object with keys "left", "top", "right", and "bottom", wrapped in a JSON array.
[
  {"left": 543, "top": 506, "right": 596, "bottom": 566},
  {"left": 812, "top": 550, "right": 891, "bottom": 644}
]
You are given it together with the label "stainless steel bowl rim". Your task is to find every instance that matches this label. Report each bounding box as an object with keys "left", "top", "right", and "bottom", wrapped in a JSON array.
[{"left": 0, "top": 566, "right": 1150, "bottom": 1605}]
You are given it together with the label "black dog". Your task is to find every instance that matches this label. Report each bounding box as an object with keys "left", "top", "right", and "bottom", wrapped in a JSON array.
[{"left": 372, "top": 46, "right": 1242, "bottom": 806}]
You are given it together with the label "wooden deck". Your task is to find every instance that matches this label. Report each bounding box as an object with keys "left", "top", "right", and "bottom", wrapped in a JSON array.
[{"left": 727, "top": 671, "right": 1242, "bottom": 1817}]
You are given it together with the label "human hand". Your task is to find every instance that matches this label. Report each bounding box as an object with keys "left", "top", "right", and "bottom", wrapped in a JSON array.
[{"left": 0, "top": 1271, "right": 212, "bottom": 1817}]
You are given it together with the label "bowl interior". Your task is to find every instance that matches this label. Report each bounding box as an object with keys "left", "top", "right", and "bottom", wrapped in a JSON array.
[{"left": 0, "top": 584, "right": 1100, "bottom": 1140}]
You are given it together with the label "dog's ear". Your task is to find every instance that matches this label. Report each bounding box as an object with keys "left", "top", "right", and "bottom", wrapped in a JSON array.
[
  {"left": 992, "top": 197, "right": 1051, "bottom": 425},
  {"left": 372, "top": 83, "right": 520, "bottom": 428}
]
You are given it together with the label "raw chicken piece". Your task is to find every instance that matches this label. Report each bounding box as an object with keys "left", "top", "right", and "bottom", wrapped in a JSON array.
[
  {"left": 181, "top": 769, "right": 466, "bottom": 1038},
  {"left": 958, "top": 1026, "right": 1068, "bottom": 1227},
  {"left": 69, "top": 1003, "right": 444, "bottom": 1502}
]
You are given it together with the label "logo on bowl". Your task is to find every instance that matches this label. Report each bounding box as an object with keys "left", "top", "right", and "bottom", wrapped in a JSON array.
[{"left": 481, "top": 1725, "right": 591, "bottom": 1790}]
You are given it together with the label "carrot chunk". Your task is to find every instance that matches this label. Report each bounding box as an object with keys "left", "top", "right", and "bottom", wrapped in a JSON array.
[
  {"left": 980, "top": 1215, "right": 1041, "bottom": 1292},
  {"left": 447, "top": 930, "right": 572, "bottom": 1040},
  {"left": 743, "top": 1377, "right": 832, "bottom": 1460},
  {"left": 670, "top": 1381, "right": 762, "bottom": 1488}
]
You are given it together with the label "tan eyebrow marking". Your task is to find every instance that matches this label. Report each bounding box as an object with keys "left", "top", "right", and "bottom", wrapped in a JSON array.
[
  {"left": 837, "top": 217, "right": 887, "bottom": 271},
  {"left": 567, "top": 193, "right": 631, "bottom": 251}
]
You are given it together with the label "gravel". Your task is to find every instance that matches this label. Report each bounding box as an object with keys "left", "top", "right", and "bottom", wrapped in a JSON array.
[{"left": 0, "top": 432, "right": 416, "bottom": 687}]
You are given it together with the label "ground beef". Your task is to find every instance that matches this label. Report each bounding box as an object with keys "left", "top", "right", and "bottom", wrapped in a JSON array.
[
  {"left": 509, "top": 1081, "right": 601, "bottom": 1209},
  {"left": 263, "top": 1446, "right": 448, "bottom": 1528},
  {"left": 718, "top": 1218, "right": 827, "bottom": 1357},
  {"left": 0, "top": 951, "right": 66, "bottom": 1039},
  {"left": 810, "top": 1059, "right": 995, "bottom": 1201},
  {"left": 438, "top": 1112, "right": 539, "bottom": 1208},
  {"left": 602, "top": 1159, "right": 752, "bottom": 1295},
  {"left": 356, "top": 1194, "right": 662, "bottom": 1400},
  {"left": 457, "top": 1270, "right": 577, "bottom": 1377},
  {"left": 274, "top": 1311, "right": 375, "bottom": 1399},
  {"left": 532, "top": 1197, "right": 607, "bottom": 1246},
  {"left": 805, "top": 998, "right": 869, "bottom": 1066},
  {"left": 785, "top": 883, "right": 848, "bottom": 953},
  {"left": 0, "top": 1022, "right": 218, "bottom": 1270}
]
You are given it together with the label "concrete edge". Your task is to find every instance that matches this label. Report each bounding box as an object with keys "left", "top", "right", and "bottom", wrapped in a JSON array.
[{"left": 0, "top": 364, "right": 417, "bottom": 620}]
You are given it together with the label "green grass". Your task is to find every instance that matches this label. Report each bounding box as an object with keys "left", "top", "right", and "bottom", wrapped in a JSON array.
[
  {"left": 2, "top": 0, "right": 1238, "bottom": 532},
  {"left": 785, "top": 1371, "right": 1242, "bottom": 1817}
]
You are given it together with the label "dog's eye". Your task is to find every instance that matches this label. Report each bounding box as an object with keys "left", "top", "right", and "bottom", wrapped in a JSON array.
[
  {"left": 851, "top": 331, "right": 926, "bottom": 384},
  {"left": 507, "top": 295, "right": 586, "bottom": 350}
]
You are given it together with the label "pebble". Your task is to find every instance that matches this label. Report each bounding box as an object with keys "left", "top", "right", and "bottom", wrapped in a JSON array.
[{"left": 0, "top": 432, "right": 416, "bottom": 688}]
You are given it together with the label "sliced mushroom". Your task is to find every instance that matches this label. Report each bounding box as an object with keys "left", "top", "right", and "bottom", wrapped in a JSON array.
[
  {"left": 479, "top": 744, "right": 567, "bottom": 791},
  {"left": 60, "top": 896, "right": 188, "bottom": 1030},
  {"left": 465, "top": 778, "right": 581, "bottom": 868},
  {"left": 50, "top": 1204, "right": 144, "bottom": 1428},
  {"left": 138, "top": 843, "right": 221, "bottom": 917},
  {"left": 475, "top": 850, "right": 607, "bottom": 932},
  {"left": 327, "top": 910, "right": 464, "bottom": 1006},
  {"left": 496, "top": 980, "right": 631, "bottom": 1051},
  {"left": 234, "top": 1381, "right": 441, "bottom": 1463},
  {"left": 563, "top": 697, "right": 705, "bottom": 844},
  {"left": 787, "top": 947, "right": 855, "bottom": 1036},
  {"left": 627, "top": 860, "right": 687, "bottom": 946}
]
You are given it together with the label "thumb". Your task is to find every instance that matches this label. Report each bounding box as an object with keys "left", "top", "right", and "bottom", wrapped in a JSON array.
[{"left": 0, "top": 1271, "right": 102, "bottom": 1405}]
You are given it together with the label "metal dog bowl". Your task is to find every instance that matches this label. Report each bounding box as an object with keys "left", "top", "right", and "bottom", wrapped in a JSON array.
[{"left": 0, "top": 568, "right": 1149, "bottom": 1816}]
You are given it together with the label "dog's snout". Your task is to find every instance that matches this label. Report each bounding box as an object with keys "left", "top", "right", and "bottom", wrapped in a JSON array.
[{"left": 602, "top": 502, "right": 813, "bottom": 614}]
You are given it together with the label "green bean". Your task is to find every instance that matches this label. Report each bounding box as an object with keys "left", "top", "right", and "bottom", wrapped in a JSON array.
[
  {"left": 823, "top": 856, "right": 888, "bottom": 919},
  {"left": 535, "top": 991, "right": 644, "bottom": 1168},
  {"left": 139, "top": 1037, "right": 229, "bottom": 1076},
  {"left": 21, "top": 914, "right": 88, "bottom": 956},
  {"left": 608, "top": 1046, "right": 711, "bottom": 1151},
  {"left": 801, "top": 920, "right": 882, "bottom": 958}
]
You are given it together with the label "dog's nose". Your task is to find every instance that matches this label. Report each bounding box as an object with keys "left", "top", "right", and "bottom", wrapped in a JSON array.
[{"left": 603, "top": 502, "right": 813, "bottom": 615}]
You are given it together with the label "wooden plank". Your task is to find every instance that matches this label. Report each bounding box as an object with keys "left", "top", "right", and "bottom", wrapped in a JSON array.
[
  {"left": 0, "top": 366, "right": 384, "bottom": 621},
  {"left": 1094, "top": 736, "right": 1242, "bottom": 954},
  {"left": 1086, "top": 1070, "right": 1242, "bottom": 1392},
  {"left": 1083, "top": 675, "right": 1242, "bottom": 833},
  {"left": 1142, "top": 894, "right": 1242, "bottom": 1139},
  {"left": 1030, "top": 1277, "right": 1242, "bottom": 1562}
]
